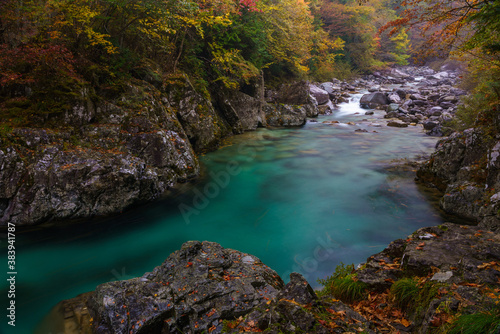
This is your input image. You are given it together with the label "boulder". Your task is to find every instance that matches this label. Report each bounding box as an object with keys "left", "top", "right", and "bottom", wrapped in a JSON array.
[
  {"left": 387, "top": 121, "right": 409, "bottom": 128},
  {"left": 409, "top": 93, "right": 425, "bottom": 100},
  {"left": 57, "top": 241, "right": 285, "bottom": 334},
  {"left": 264, "top": 104, "right": 307, "bottom": 127},
  {"left": 427, "top": 106, "right": 443, "bottom": 117},
  {"left": 318, "top": 100, "right": 335, "bottom": 115},
  {"left": 388, "top": 93, "right": 402, "bottom": 104},
  {"left": 309, "top": 84, "right": 330, "bottom": 105},
  {"left": 319, "top": 82, "right": 341, "bottom": 95},
  {"left": 387, "top": 103, "right": 400, "bottom": 112},
  {"left": 440, "top": 101, "right": 455, "bottom": 109},
  {"left": 213, "top": 89, "right": 266, "bottom": 133},
  {"left": 360, "top": 92, "right": 388, "bottom": 109},
  {"left": 423, "top": 121, "right": 439, "bottom": 130},
  {"left": 395, "top": 89, "right": 407, "bottom": 99}
]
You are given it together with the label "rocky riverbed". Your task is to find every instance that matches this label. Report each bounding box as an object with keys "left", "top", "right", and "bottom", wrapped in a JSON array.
[{"left": 307, "top": 66, "right": 465, "bottom": 136}]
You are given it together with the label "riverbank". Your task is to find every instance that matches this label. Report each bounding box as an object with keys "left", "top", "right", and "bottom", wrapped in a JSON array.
[{"left": 44, "top": 222, "right": 500, "bottom": 334}]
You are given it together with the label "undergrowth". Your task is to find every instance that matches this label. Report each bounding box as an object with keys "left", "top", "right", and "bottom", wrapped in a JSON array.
[
  {"left": 448, "top": 306, "right": 500, "bottom": 334},
  {"left": 317, "top": 262, "right": 367, "bottom": 303}
]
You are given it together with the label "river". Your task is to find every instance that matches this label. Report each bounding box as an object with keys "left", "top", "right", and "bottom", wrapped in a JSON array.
[{"left": 1, "top": 92, "right": 445, "bottom": 333}]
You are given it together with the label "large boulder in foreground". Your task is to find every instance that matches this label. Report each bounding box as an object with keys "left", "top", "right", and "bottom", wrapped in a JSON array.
[
  {"left": 360, "top": 92, "right": 388, "bottom": 109},
  {"left": 44, "top": 241, "right": 284, "bottom": 334},
  {"left": 42, "top": 224, "right": 500, "bottom": 334}
]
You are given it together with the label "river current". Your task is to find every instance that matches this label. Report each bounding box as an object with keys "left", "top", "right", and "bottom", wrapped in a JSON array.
[{"left": 1, "top": 93, "right": 445, "bottom": 333}]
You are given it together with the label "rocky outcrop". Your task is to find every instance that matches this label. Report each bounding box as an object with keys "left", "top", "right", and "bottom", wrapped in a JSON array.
[
  {"left": 357, "top": 223, "right": 500, "bottom": 290},
  {"left": 166, "top": 76, "right": 233, "bottom": 152},
  {"left": 0, "top": 83, "right": 200, "bottom": 226},
  {"left": 264, "top": 103, "right": 307, "bottom": 127},
  {"left": 0, "top": 76, "right": 319, "bottom": 227},
  {"left": 47, "top": 223, "right": 500, "bottom": 334},
  {"left": 44, "top": 241, "right": 284, "bottom": 334},
  {"left": 227, "top": 273, "right": 375, "bottom": 334},
  {"left": 356, "top": 223, "right": 500, "bottom": 334},
  {"left": 214, "top": 89, "right": 266, "bottom": 132},
  {"left": 270, "top": 81, "right": 320, "bottom": 118},
  {"left": 417, "top": 128, "right": 500, "bottom": 230},
  {"left": 45, "top": 242, "right": 376, "bottom": 334}
]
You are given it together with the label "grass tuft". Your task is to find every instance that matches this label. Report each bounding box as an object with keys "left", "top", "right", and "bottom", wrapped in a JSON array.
[
  {"left": 449, "top": 307, "right": 500, "bottom": 334},
  {"left": 317, "top": 263, "right": 367, "bottom": 302},
  {"left": 390, "top": 278, "right": 419, "bottom": 310}
]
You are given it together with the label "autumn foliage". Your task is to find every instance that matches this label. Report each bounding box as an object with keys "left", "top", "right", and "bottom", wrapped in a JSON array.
[{"left": 0, "top": 0, "right": 416, "bottom": 123}]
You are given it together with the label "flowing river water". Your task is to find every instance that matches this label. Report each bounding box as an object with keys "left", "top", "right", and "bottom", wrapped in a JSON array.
[{"left": 2, "top": 92, "right": 446, "bottom": 333}]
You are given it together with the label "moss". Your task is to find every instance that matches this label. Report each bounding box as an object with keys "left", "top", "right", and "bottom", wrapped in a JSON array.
[{"left": 438, "top": 224, "right": 449, "bottom": 231}]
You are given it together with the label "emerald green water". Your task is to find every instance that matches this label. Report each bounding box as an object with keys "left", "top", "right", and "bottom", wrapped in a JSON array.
[{"left": 1, "top": 95, "right": 444, "bottom": 333}]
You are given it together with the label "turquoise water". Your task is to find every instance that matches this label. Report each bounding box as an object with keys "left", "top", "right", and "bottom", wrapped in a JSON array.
[{"left": 1, "top": 94, "right": 444, "bottom": 333}]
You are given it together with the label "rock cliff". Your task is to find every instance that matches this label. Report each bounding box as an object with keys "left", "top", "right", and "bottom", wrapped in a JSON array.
[
  {"left": 417, "top": 128, "right": 500, "bottom": 231},
  {"left": 0, "top": 77, "right": 317, "bottom": 227}
]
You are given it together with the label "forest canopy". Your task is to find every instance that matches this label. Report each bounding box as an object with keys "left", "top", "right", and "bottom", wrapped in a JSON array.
[
  {"left": 0, "top": 0, "right": 409, "bottom": 101},
  {"left": 0, "top": 0, "right": 497, "bottom": 127}
]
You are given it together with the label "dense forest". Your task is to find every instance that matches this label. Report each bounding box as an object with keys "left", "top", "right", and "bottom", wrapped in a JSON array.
[
  {"left": 1, "top": 0, "right": 498, "bottom": 132},
  {"left": 0, "top": 0, "right": 411, "bottom": 127},
  {"left": 1, "top": 0, "right": 498, "bottom": 135}
]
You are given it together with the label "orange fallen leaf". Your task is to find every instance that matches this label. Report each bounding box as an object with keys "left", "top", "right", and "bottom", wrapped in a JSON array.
[{"left": 401, "top": 318, "right": 411, "bottom": 327}]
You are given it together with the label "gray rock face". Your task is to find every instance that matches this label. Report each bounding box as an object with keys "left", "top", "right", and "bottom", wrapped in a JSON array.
[
  {"left": 89, "top": 241, "right": 284, "bottom": 334},
  {"left": 1, "top": 78, "right": 313, "bottom": 226},
  {"left": 358, "top": 222, "right": 500, "bottom": 291},
  {"left": 0, "top": 86, "right": 200, "bottom": 226},
  {"left": 168, "top": 78, "right": 232, "bottom": 151},
  {"left": 48, "top": 241, "right": 283, "bottom": 334},
  {"left": 360, "top": 92, "right": 388, "bottom": 109},
  {"left": 214, "top": 89, "right": 266, "bottom": 133},
  {"left": 264, "top": 104, "right": 307, "bottom": 127},
  {"left": 417, "top": 129, "right": 500, "bottom": 229}
]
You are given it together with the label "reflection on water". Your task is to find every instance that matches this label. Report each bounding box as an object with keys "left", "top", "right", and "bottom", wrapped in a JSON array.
[{"left": 1, "top": 96, "right": 444, "bottom": 333}]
